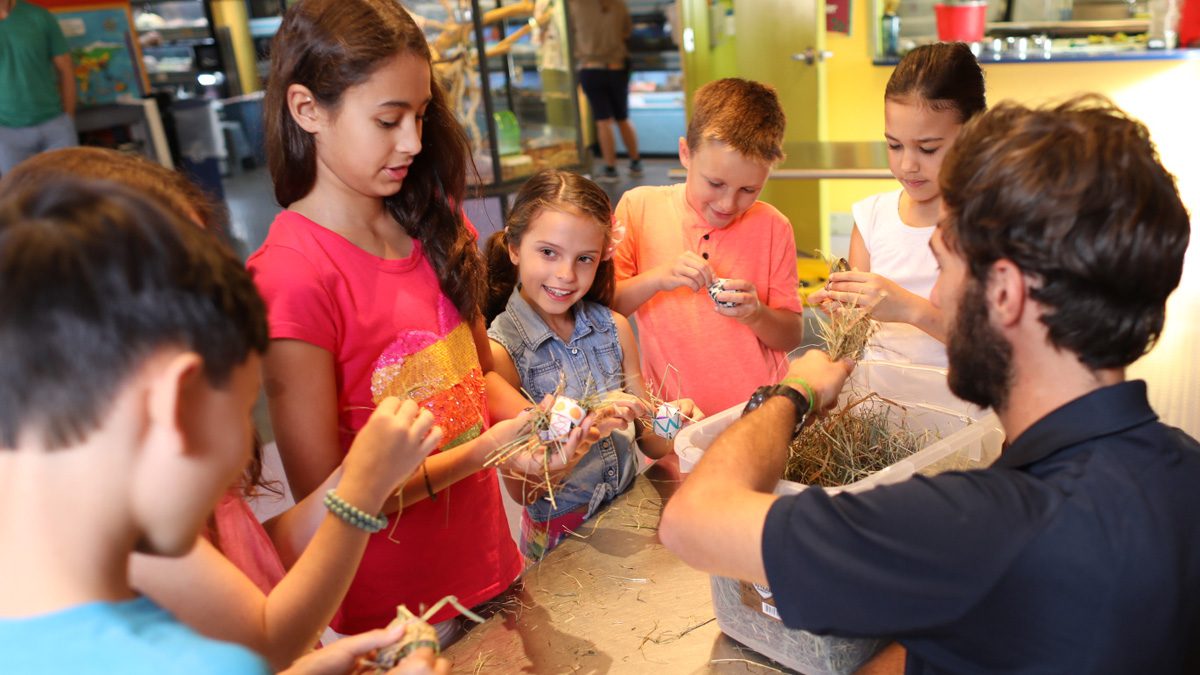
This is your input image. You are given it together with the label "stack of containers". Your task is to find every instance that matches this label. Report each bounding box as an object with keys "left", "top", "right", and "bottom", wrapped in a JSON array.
[{"left": 673, "top": 361, "right": 1006, "bottom": 674}]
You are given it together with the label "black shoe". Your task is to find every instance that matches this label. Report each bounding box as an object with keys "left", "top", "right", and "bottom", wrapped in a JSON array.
[
  {"left": 597, "top": 166, "right": 620, "bottom": 182},
  {"left": 629, "top": 159, "right": 644, "bottom": 178}
]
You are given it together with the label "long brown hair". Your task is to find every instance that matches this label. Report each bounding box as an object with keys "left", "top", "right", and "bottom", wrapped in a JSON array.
[
  {"left": 265, "top": 0, "right": 485, "bottom": 320},
  {"left": 484, "top": 170, "right": 616, "bottom": 324}
]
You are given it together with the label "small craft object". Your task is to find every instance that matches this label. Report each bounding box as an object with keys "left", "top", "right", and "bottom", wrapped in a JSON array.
[
  {"left": 708, "top": 278, "right": 738, "bottom": 308},
  {"left": 353, "top": 596, "right": 484, "bottom": 675},
  {"left": 653, "top": 402, "right": 683, "bottom": 439},
  {"left": 539, "top": 395, "right": 586, "bottom": 441}
]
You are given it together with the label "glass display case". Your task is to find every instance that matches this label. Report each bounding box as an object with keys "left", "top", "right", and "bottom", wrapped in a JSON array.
[
  {"left": 404, "top": 0, "right": 586, "bottom": 191},
  {"left": 245, "top": 1, "right": 287, "bottom": 84},
  {"left": 623, "top": 1, "right": 685, "bottom": 156},
  {"left": 133, "top": 0, "right": 227, "bottom": 96}
]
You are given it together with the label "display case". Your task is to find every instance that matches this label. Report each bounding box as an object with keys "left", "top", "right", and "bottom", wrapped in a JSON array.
[
  {"left": 622, "top": 1, "right": 685, "bottom": 156},
  {"left": 133, "top": 0, "right": 228, "bottom": 96},
  {"left": 244, "top": 0, "right": 287, "bottom": 85},
  {"left": 404, "top": 0, "right": 587, "bottom": 192}
]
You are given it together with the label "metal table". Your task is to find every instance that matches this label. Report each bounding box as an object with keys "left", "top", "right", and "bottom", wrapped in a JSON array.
[
  {"left": 668, "top": 141, "right": 892, "bottom": 181},
  {"left": 443, "top": 455, "right": 797, "bottom": 673}
]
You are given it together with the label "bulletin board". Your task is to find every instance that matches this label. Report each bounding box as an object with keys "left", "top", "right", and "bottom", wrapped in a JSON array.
[{"left": 49, "top": 3, "right": 148, "bottom": 107}]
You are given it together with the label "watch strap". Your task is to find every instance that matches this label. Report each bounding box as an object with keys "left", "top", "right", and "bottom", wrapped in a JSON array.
[{"left": 743, "top": 384, "right": 809, "bottom": 439}]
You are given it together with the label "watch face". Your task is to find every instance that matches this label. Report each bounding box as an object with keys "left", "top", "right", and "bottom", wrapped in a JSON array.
[{"left": 742, "top": 386, "right": 771, "bottom": 416}]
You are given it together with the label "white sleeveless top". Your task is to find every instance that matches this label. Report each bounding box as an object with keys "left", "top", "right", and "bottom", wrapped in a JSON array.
[{"left": 853, "top": 189, "right": 947, "bottom": 368}]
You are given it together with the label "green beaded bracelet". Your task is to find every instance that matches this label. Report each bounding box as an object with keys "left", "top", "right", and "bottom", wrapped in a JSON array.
[{"left": 324, "top": 490, "right": 388, "bottom": 534}]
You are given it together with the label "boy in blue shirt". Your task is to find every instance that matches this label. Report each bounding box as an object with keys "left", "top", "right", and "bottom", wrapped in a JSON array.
[{"left": 0, "top": 180, "right": 270, "bottom": 674}]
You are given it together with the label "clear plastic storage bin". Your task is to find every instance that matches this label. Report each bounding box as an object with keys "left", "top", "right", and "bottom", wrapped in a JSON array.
[{"left": 673, "top": 361, "right": 1006, "bottom": 674}]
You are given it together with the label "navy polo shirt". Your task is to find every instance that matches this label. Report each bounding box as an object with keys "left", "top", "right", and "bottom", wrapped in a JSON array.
[{"left": 762, "top": 381, "right": 1200, "bottom": 674}]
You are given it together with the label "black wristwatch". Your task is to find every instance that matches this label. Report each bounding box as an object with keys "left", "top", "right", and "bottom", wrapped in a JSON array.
[{"left": 742, "top": 384, "right": 810, "bottom": 440}]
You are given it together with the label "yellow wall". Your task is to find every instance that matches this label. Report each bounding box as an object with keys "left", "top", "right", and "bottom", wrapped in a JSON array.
[
  {"left": 823, "top": 0, "right": 1200, "bottom": 237},
  {"left": 211, "top": 0, "right": 262, "bottom": 94}
]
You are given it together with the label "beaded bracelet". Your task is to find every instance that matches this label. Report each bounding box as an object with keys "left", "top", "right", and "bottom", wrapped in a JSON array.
[
  {"left": 324, "top": 490, "right": 388, "bottom": 534},
  {"left": 422, "top": 460, "right": 437, "bottom": 501},
  {"left": 780, "top": 377, "right": 818, "bottom": 414}
]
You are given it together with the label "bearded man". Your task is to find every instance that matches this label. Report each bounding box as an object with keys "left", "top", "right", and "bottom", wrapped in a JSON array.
[{"left": 660, "top": 96, "right": 1200, "bottom": 675}]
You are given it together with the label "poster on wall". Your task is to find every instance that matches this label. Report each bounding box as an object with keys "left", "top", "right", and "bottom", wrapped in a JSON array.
[
  {"left": 51, "top": 5, "right": 146, "bottom": 107},
  {"left": 827, "top": 0, "right": 851, "bottom": 34}
]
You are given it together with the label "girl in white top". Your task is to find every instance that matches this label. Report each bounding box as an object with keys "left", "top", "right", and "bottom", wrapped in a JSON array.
[{"left": 812, "top": 42, "right": 986, "bottom": 367}]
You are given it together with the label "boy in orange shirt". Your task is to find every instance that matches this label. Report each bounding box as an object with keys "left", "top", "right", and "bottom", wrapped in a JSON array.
[{"left": 613, "top": 78, "right": 804, "bottom": 416}]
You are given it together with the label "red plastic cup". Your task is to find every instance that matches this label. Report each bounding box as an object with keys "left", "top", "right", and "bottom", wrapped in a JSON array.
[{"left": 935, "top": 2, "right": 988, "bottom": 42}]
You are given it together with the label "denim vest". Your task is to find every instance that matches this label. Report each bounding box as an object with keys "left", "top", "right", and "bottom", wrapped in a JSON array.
[{"left": 488, "top": 288, "right": 638, "bottom": 521}]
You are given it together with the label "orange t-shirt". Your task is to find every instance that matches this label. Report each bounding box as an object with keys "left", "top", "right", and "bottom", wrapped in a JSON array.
[{"left": 613, "top": 184, "right": 803, "bottom": 416}]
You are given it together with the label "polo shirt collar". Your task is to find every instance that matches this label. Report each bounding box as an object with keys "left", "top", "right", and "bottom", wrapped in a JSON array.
[
  {"left": 673, "top": 182, "right": 743, "bottom": 236},
  {"left": 994, "top": 380, "right": 1158, "bottom": 469},
  {"left": 505, "top": 286, "right": 603, "bottom": 350}
]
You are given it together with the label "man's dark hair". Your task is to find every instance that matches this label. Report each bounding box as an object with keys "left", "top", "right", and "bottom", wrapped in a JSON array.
[
  {"left": 940, "top": 95, "right": 1190, "bottom": 370},
  {"left": 0, "top": 179, "right": 269, "bottom": 449}
]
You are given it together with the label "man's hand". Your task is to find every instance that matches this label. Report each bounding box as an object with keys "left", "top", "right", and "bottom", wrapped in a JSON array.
[{"left": 782, "top": 349, "right": 855, "bottom": 413}]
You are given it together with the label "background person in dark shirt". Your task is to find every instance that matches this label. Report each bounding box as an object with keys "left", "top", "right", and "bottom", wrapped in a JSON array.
[{"left": 660, "top": 96, "right": 1199, "bottom": 674}]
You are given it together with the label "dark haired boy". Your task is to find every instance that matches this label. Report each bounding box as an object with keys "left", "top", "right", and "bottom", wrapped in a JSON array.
[
  {"left": 0, "top": 181, "right": 272, "bottom": 673},
  {"left": 661, "top": 97, "right": 1200, "bottom": 674}
]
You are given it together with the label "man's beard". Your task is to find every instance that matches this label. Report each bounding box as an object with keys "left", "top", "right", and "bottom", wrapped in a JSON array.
[{"left": 946, "top": 278, "right": 1014, "bottom": 411}]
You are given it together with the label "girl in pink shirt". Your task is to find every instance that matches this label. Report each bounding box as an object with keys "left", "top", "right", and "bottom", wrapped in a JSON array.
[{"left": 246, "top": 0, "right": 604, "bottom": 643}]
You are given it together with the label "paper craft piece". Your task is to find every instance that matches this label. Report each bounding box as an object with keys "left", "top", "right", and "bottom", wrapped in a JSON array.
[
  {"left": 539, "top": 395, "right": 586, "bottom": 441},
  {"left": 708, "top": 278, "right": 738, "bottom": 308},
  {"left": 653, "top": 402, "right": 683, "bottom": 439}
]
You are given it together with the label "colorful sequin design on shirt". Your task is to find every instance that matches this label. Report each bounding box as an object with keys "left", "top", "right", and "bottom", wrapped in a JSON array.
[{"left": 370, "top": 306, "right": 485, "bottom": 449}]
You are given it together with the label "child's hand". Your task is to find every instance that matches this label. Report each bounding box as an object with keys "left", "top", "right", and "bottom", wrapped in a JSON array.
[
  {"left": 804, "top": 287, "right": 834, "bottom": 314},
  {"left": 822, "top": 271, "right": 915, "bottom": 323},
  {"left": 496, "top": 417, "right": 591, "bottom": 478},
  {"left": 343, "top": 398, "right": 443, "bottom": 503},
  {"left": 481, "top": 397, "right": 587, "bottom": 475},
  {"left": 481, "top": 408, "right": 538, "bottom": 455},
  {"left": 590, "top": 391, "right": 649, "bottom": 438},
  {"left": 712, "top": 278, "right": 762, "bottom": 323},
  {"left": 384, "top": 649, "right": 451, "bottom": 675},
  {"left": 279, "top": 624, "right": 450, "bottom": 675},
  {"left": 668, "top": 398, "right": 704, "bottom": 425},
  {"left": 654, "top": 251, "right": 713, "bottom": 293}
]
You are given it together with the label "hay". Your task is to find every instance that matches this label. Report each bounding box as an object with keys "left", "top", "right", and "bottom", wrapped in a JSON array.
[
  {"left": 353, "top": 596, "right": 484, "bottom": 674},
  {"left": 784, "top": 394, "right": 935, "bottom": 488},
  {"left": 807, "top": 255, "right": 880, "bottom": 362},
  {"left": 814, "top": 301, "right": 878, "bottom": 362},
  {"left": 485, "top": 375, "right": 641, "bottom": 509}
]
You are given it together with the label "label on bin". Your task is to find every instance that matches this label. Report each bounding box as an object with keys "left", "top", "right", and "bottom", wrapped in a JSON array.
[{"left": 739, "top": 581, "right": 782, "bottom": 622}]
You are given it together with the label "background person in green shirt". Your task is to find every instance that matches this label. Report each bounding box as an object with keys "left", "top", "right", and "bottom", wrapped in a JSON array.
[{"left": 0, "top": 0, "right": 77, "bottom": 174}]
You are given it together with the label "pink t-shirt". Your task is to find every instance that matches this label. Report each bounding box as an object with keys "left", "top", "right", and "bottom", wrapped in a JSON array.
[
  {"left": 614, "top": 184, "right": 803, "bottom": 415},
  {"left": 209, "top": 490, "right": 286, "bottom": 597},
  {"left": 246, "top": 211, "right": 520, "bottom": 632}
]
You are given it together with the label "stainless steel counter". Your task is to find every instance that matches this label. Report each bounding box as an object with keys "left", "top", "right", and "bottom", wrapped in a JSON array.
[
  {"left": 443, "top": 456, "right": 796, "bottom": 673},
  {"left": 668, "top": 141, "right": 893, "bottom": 182}
]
